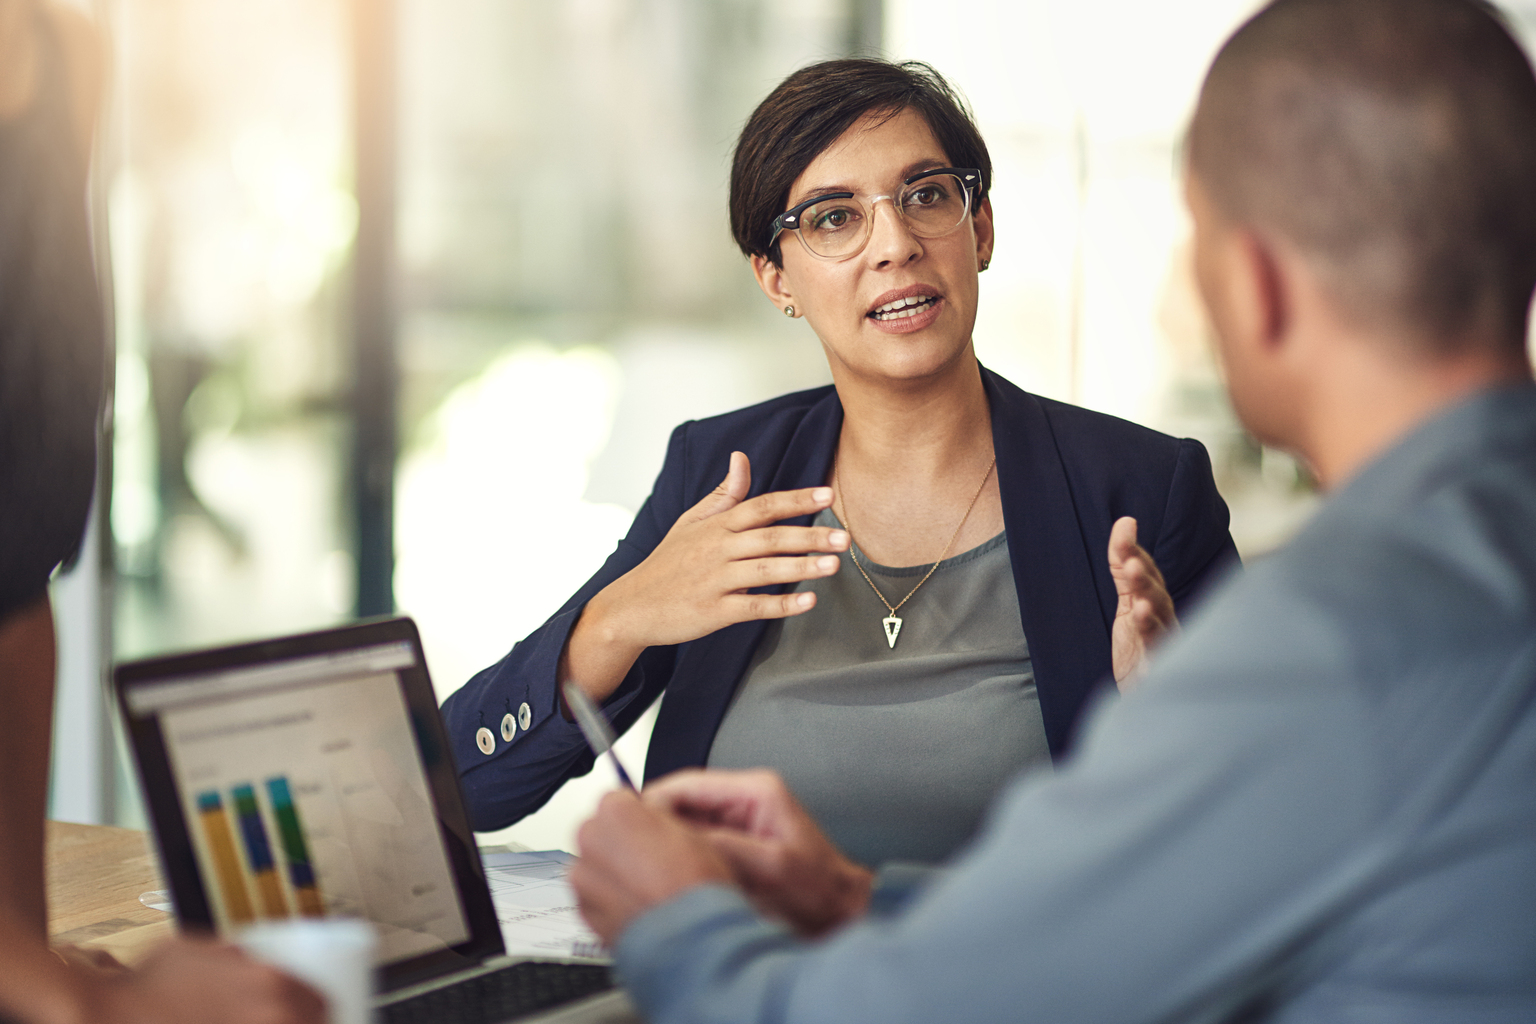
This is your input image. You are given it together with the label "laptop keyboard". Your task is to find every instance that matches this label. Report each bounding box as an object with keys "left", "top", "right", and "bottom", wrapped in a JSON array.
[{"left": 381, "top": 962, "right": 616, "bottom": 1024}]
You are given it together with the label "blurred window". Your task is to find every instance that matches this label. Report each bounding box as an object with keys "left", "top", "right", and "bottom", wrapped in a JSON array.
[{"left": 101, "top": 0, "right": 1536, "bottom": 841}]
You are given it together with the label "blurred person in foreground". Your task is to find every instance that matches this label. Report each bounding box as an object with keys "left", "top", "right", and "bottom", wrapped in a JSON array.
[
  {"left": 569, "top": 1, "right": 1536, "bottom": 1020},
  {"left": 444, "top": 58, "right": 1237, "bottom": 866},
  {"left": 0, "top": 3, "right": 321, "bottom": 1022}
]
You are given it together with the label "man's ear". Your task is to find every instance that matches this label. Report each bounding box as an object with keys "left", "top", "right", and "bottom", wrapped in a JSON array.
[
  {"left": 751, "top": 254, "right": 795, "bottom": 311},
  {"left": 1234, "top": 228, "right": 1290, "bottom": 353}
]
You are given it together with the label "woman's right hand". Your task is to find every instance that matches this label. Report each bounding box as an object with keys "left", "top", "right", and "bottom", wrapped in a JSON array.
[{"left": 560, "top": 451, "right": 848, "bottom": 703}]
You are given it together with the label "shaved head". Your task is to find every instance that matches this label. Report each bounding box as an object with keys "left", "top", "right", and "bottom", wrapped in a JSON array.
[{"left": 1189, "top": 0, "right": 1536, "bottom": 352}]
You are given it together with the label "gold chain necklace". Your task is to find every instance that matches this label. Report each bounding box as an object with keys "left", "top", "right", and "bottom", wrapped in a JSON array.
[{"left": 833, "top": 456, "right": 997, "bottom": 650}]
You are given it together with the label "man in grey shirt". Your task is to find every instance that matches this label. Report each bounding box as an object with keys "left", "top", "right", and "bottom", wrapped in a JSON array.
[{"left": 568, "top": 1, "right": 1536, "bottom": 1020}]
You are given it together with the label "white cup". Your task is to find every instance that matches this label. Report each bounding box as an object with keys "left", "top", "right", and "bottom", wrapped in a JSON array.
[{"left": 238, "top": 918, "right": 377, "bottom": 1024}]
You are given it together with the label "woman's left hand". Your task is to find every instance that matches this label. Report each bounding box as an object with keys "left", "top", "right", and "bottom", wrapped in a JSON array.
[{"left": 1108, "top": 516, "right": 1178, "bottom": 690}]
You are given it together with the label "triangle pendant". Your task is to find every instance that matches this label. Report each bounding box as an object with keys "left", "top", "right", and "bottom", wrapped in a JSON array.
[{"left": 882, "top": 616, "right": 903, "bottom": 649}]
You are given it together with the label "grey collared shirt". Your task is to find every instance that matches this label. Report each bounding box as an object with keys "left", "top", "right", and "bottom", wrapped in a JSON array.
[{"left": 615, "top": 383, "right": 1536, "bottom": 1024}]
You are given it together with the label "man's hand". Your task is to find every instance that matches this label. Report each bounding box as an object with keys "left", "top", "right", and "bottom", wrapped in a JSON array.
[
  {"left": 570, "top": 790, "right": 734, "bottom": 946},
  {"left": 644, "top": 769, "right": 872, "bottom": 938},
  {"left": 1108, "top": 516, "right": 1178, "bottom": 690},
  {"left": 90, "top": 936, "right": 326, "bottom": 1024}
]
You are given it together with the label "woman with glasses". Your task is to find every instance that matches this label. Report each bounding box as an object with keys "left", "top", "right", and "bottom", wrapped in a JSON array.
[{"left": 442, "top": 59, "right": 1238, "bottom": 867}]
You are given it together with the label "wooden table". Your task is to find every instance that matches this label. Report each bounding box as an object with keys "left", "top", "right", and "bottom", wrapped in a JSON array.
[
  {"left": 44, "top": 822, "right": 532, "bottom": 965},
  {"left": 46, "top": 820, "right": 174, "bottom": 965}
]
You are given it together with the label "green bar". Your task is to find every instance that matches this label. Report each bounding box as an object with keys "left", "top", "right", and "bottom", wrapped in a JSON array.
[{"left": 265, "top": 777, "right": 315, "bottom": 888}]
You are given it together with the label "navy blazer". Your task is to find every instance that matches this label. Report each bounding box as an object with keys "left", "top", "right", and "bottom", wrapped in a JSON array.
[{"left": 442, "top": 366, "right": 1239, "bottom": 831}]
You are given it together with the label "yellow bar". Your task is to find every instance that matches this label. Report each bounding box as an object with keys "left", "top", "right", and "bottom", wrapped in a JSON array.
[
  {"left": 294, "top": 884, "right": 325, "bottom": 918},
  {"left": 254, "top": 868, "right": 289, "bottom": 919},
  {"left": 199, "top": 803, "right": 255, "bottom": 924}
]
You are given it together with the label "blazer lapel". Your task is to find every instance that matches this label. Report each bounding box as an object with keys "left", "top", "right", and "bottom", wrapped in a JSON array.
[
  {"left": 648, "top": 372, "right": 1114, "bottom": 777},
  {"left": 643, "top": 391, "right": 844, "bottom": 781},
  {"left": 985, "top": 368, "right": 1115, "bottom": 758}
]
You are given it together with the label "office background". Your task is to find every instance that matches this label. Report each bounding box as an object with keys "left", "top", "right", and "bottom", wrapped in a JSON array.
[{"left": 47, "top": 0, "right": 1536, "bottom": 851}]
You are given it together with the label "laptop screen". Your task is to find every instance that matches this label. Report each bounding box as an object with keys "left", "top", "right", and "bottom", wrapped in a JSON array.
[{"left": 116, "top": 619, "right": 504, "bottom": 984}]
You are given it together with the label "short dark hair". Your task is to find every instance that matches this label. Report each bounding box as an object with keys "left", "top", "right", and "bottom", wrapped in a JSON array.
[
  {"left": 729, "top": 59, "right": 992, "bottom": 265},
  {"left": 1189, "top": 0, "right": 1536, "bottom": 351}
]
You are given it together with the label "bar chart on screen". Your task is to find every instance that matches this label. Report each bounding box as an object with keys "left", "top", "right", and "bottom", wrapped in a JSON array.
[
  {"left": 161, "top": 670, "right": 470, "bottom": 961},
  {"left": 191, "top": 776, "right": 329, "bottom": 924}
]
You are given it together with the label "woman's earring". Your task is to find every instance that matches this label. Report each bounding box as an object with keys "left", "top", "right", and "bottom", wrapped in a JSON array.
[
  {"left": 783, "top": 305, "right": 796, "bottom": 318},
  {"left": 978, "top": 258, "right": 990, "bottom": 273}
]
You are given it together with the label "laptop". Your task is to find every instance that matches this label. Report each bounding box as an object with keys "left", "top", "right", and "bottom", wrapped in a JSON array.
[{"left": 114, "top": 616, "right": 640, "bottom": 1024}]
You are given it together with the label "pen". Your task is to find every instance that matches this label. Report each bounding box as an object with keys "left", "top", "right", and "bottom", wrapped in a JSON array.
[{"left": 561, "top": 681, "right": 637, "bottom": 791}]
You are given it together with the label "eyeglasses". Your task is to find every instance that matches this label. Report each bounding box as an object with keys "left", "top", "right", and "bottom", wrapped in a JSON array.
[{"left": 769, "top": 167, "right": 983, "bottom": 261}]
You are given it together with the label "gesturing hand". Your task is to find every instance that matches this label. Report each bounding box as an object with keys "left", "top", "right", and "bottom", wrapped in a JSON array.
[
  {"left": 1108, "top": 516, "right": 1178, "bottom": 690},
  {"left": 564, "top": 452, "right": 849, "bottom": 703},
  {"left": 643, "top": 769, "right": 872, "bottom": 938}
]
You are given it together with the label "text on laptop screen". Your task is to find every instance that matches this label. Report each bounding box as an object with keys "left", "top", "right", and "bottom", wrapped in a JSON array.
[{"left": 126, "top": 640, "right": 472, "bottom": 964}]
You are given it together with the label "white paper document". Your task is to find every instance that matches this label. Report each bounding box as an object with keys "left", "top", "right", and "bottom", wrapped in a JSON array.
[{"left": 481, "top": 850, "right": 606, "bottom": 961}]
